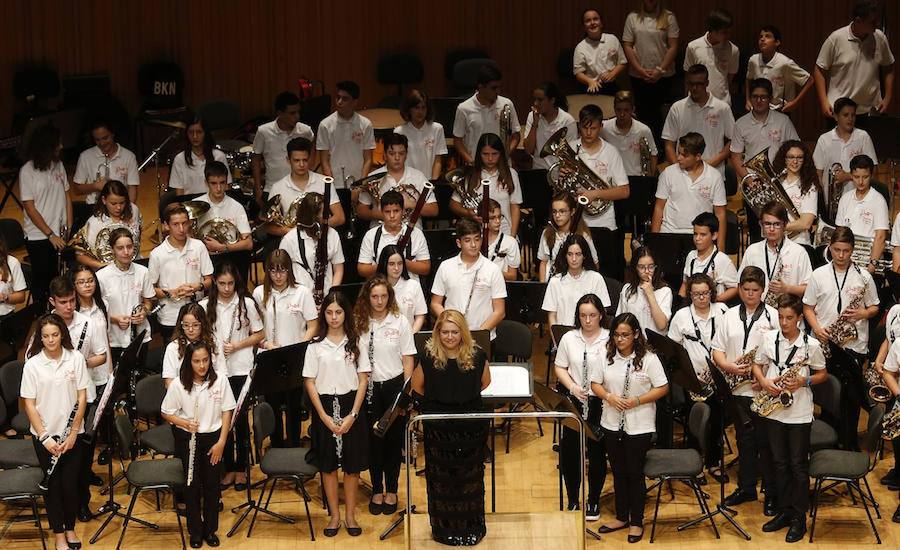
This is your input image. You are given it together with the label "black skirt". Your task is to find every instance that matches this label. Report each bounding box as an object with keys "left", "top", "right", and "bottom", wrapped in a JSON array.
[{"left": 310, "top": 391, "right": 369, "bottom": 474}]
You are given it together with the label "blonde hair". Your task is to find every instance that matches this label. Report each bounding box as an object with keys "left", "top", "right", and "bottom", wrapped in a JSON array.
[
  {"left": 425, "top": 310, "right": 478, "bottom": 371},
  {"left": 636, "top": 1, "right": 671, "bottom": 31}
]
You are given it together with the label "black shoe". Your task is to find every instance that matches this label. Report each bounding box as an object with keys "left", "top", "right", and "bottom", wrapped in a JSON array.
[
  {"left": 708, "top": 467, "right": 729, "bottom": 484},
  {"left": 892, "top": 503, "right": 900, "bottom": 523},
  {"left": 97, "top": 448, "right": 111, "bottom": 466},
  {"left": 696, "top": 474, "right": 708, "bottom": 486},
  {"left": 722, "top": 488, "right": 757, "bottom": 507},
  {"left": 598, "top": 523, "right": 627, "bottom": 534},
  {"left": 585, "top": 502, "right": 600, "bottom": 521},
  {"left": 566, "top": 502, "right": 579, "bottom": 512},
  {"left": 234, "top": 480, "right": 247, "bottom": 492},
  {"left": 785, "top": 518, "right": 806, "bottom": 543},
  {"left": 762, "top": 513, "right": 792, "bottom": 532},
  {"left": 77, "top": 505, "right": 93, "bottom": 522},
  {"left": 66, "top": 539, "right": 82, "bottom": 550},
  {"left": 369, "top": 498, "right": 384, "bottom": 515},
  {"left": 382, "top": 500, "right": 398, "bottom": 515},
  {"left": 89, "top": 473, "right": 103, "bottom": 486},
  {"left": 880, "top": 468, "right": 897, "bottom": 485},
  {"left": 323, "top": 523, "right": 340, "bottom": 537},
  {"left": 346, "top": 524, "right": 362, "bottom": 537},
  {"left": 627, "top": 527, "right": 644, "bottom": 543},
  {"left": 189, "top": 538, "right": 202, "bottom": 549},
  {"left": 204, "top": 534, "right": 219, "bottom": 547},
  {"left": 764, "top": 495, "right": 778, "bottom": 517}
]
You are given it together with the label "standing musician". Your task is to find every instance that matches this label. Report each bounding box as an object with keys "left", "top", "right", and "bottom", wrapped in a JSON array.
[
  {"left": 450, "top": 132, "right": 522, "bottom": 238},
  {"left": 148, "top": 203, "right": 214, "bottom": 343},
  {"left": 72, "top": 120, "right": 139, "bottom": 204},
  {"left": 431, "top": 219, "right": 506, "bottom": 341},
  {"left": 453, "top": 64, "right": 521, "bottom": 164},
  {"left": 303, "top": 291, "right": 371, "bottom": 538},
  {"left": 771, "top": 141, "right": 820, "bottom": 247},
  {"left": 879, "top": 337, "right": 900, "bottom": 522},
  {"left": 684, "top": 8, "right": 738, "bottom": 105},
  {"left": 590, "top": 313, "right": 668, "bottom": 542},
  {"left": 537, "top": 193, "right": 598, "bottom": 282},
  {"left": 169, "top": 116, "right": 232, "bottom": 196},
  {"left": 616, "top": 247, "right": 672, "bottom": 336},
  {"left": 376, "top": 245, "right": 427, "bottom": 332},
  {"left": 485, "top": 199, "right": 520, "bottom": 281},
  {"left": 252, "top": 91, "right": 316, "bottom": 207},
  {"left": 554, "top": 294, "right": 609, "bottom": 520},
  {"left": 812, "top": 97, "right": 878, "bottom": 203},
  {"left": 803, "top": 226, "right": 879, "bottom": 451},
  {"left": 357, "top": 132, "right": 437, "bottom": 228},
  {"left": 393, "top": 89, "right": 447, "bottom": 180},
  {"left": 21, "top": 314, "right": 88, "bottom": 550},
  {"left": 357, "top": 190, "right": 430, "bottom": 280},
  {"left": 680, "top": 213, "right": 738, "bottom": 302},
  {"left": 745, "top": 25, "right": 814, "bottom": 113},
  {"left": 161, "top": 341, "right": 235, "bottom": 548},
  {"left": 252, "top": 250, "right": 318, "bottom": 447},
  {"left": 195, "top": 161, "right": 253, "bottom": 262},
  {"left": 834, "top": 154, "right": 889, "bottom": 273},
  {"left": 599, "top": 91, "right": 658, "bottom": 177},
  {"left": 542, "top": 234, "right": 611, "bottom": 329},
  {"left": 730, "top": 78, "right": 800, "bottom": 181},
  {"left": 279, "top": 193, "right": 345, "bottom": 295},
  {"left": 355, "top": 275, "right": 416, "bottom": 516},
  {"left": 317, "top": 80, "right": 375, "bottom": 186},
  {"left": 522, "top": 81, "right": 577, "bottom": 170},
  {"left": 752, "top": 294, "right": 827, "bottom": 543},
  {"left": 199, "top": 263, "right": 264, "bottom": 491},
  {"left": 76, "top": 180, "right": 143, "bottom": 269},
  {"left": 573, "top": 8, "right": 627, "bottom": 95},
  {"left": 711, "top": 266, "right": 779, "bottom": 514},
  {"left": 21, "top": 124, "right": 73, "bottom": 313},
  {"left": 162, "top": 303, "right": 227, "bottom": 387}
]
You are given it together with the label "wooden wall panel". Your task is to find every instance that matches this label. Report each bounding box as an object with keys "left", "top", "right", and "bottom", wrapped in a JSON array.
[{"left": 0, "top": 0, "right": 897, "bottom": 145}]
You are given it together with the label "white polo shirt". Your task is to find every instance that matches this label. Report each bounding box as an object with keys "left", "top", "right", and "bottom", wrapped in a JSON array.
[
  {"left": 269, "top": 171, "right": 340, "bottom": 219},
  {"left": 487, "top": 233, "right": 521, "bottom": 273},
  {"left": 195, "top": 193, "right": 252, "bottom": 236},
  {"left": 303, "top": 336, "right": 372, "bottom": 395},
  {"left": 684, "top": 34, "right": 740, "bottom": 104},
  {"left": 572, "top": 138, "right": 629, "bottom": 229},
  {"left": 883, "top": 335, "right": 900, "bottom": 374},
  {"left": 360, "top": 166, "right": 436, "bottom": 229},
  {"left": 668, "top": 303, "right": 728, "bottom": 376},
  {"left": 802, "top": 262, "right": 878, "bottom": 354},
  {"left": 555, "top": 328, "right": 610, "bottom": 399},
  {"left": 452, "top": 93, "right": 522, "bottom": 158},
  {"left": 747, "top": 52, "right": 811, "bottom": 105},
  {"left": 542, "top": 270, "right": 611, "bottom": 327},
  {"left": 393, "top": 277, "right": 427, "bottom": 328},
  {"left": 161, "top": 375, "right": 236, "bottom": 434},
  {"left": 754, "top": 331, "right": 826, "bottom": 424},
  {"left": 359, "top": 313, "right": 417, "bottom": 382},
  {"left": 78, "top": 302, "right": 113, "bottom": 389},
  {"left": 573, "top": 34, "right": 627, "bottom": 79},
  {"left": 0, "top": 256, "right": 26, "bottom": 316},
  {"left": 97, "top": 262, "right": 155, "bottom": 347},
  {"left": 524, "top": 109, "right": 578, "bottom": 170},
  {"left": 599, "top": 118, "right": 658, "bottom": 177},
  {"left": 252, "top": 284, "right": 317, "bottom": 347},
  {"left": 884, "top": 304, "right": 900, "bottom": 347},
  {"left": 683, "top": 247, "right": 739, "bottom": 296},
  {"left": 781, "top": 178, "right": 819, "bottom": 246},
  {"left": 450, "top": 168, "right": 523, "bottom": 235},
  {"left": 812, "top": 127, "right": 878, "bottom": 200},
  {"left": 730, "top": 110, "right": 799, "bottom": 162},
  {"left": 622, "top": 10, "right": 680, "bottom": 79},
  {"left": 162, "top": 337, "right": 228, "bottom": 381},
  {"left": 252, "top": 119, "right": 315, "bottom": 193},
  {"left": 21, "top": 348, "right": 89, "bottom": 436},
  {"left": 81, "top": 208, "right": 143, "bottom": 260},
  {"left": 816, "top": 25, "right": 895, "bottom": 113},
  {"left": 591, "top": 351, "right": 667, "bottom": 435},
  {"left": 168, "top": 149, "right": 231, "bottom": 194},
  {"left": 431, "top": 254, "right": 507, "bottom": 340},
  {"left": 147, "top": 237, "right": 214, "bottom": 326},
  {"left": 73, "top": 144, "right": 140, "bottom": 204},
  {"left": 710, "top": 303, "right": 779, "bottom": 397},
  {"left": 62, "top": 310, "right": 105, "bottom": 402},
  {"left": 198, "top": 295, "right": 264, "bottom": 378},
  {"left": 279, "top": 225, "right": 344, "bottom": 294},
  {"left": 655, "top": 162, "right": 727, "bottom": 234},
  {"left": 20, "top": 160, "right": 69, "bottom": 241},
  {"left": 616, "top": 284, "right": 673, "bottom": 335},
  {"left": 891, "top": 213, "right": 900, "bottom": 247},
  {"left": 537, "top": 231, "right": 599, "bottom": 268},
  {"left": 739, "top": 237, "right": 812, "bottom": 293},
  {"left": 835, "top": 187, "right": 890, "bottom": 239},
  {"left": 662, "top": 94, "right": 734, "bottom": 177},
  {"left": 358, "top": 223, "right": 429, "bottom": 281},
  {"left": 316, "top": 111, "right": 376, "bottom": 185},
  {"left": 394, "top": 121, "right": 448, "bottom": 177}
]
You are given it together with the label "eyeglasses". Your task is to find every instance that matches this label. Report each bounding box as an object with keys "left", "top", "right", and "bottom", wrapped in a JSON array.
[
  {"left": 750, "top": 94, "right": 771, "bottom": 101},
  {"left": 181, "top": 322, "right": 201, "bottom": 330},
  {"left": 613, "top": 332, "right": 635, "bottom": 339},
  {"left": 268, "top": 268, "right": 289, "bottom": 274},
  {"left": 637, "top": 264, "right": 656, "bottom": 272},
  {"left": 761, "top": 221, "right": 784, "bottom": 229},
  {"left": 74, "top": 279, "right": 95, "bottom": 287},
  {"left": 691, "top": 291, "right": 711, "bottom": 298}
]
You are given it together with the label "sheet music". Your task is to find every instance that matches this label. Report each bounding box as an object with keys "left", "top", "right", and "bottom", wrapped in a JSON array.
[
  {"left": 90, "top": 373, "right": 115, "bottom": 433},
  {"left": 481, "top": 365, "right": 531, "bottom": 398}
]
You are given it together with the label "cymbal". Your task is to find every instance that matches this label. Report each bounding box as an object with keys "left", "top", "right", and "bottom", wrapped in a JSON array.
[
  {"left": 148, "top": 119, "right": 186, "bottom": 129},
  {"left": 182, "top": 200, "right": 210, "bottom": 220}
]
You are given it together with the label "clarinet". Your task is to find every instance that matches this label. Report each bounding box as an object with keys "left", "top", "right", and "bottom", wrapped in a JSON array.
[
  {"left": 312, "top": 176, "right": 334, "bottom": 307},
  {"left": 332, "top": 390, "right": 343, "bottom": 465},
  {"left": 618, "top": 361, "right": 633, "bottom": 435},
  {"left": 270, "top": 297, "right": 278, "bottom": 348},
  {"left": 39, "top": 402, "right": 79, "bottom": 491},
  {"left": 366, "top": 326, "right": 375, "bottom": 406},
  {"left": 581, "top": 348, "right": 590, "bottom": 422},
  {"left": 462, "top": 267, "right": 482, "bottom": 316},
  {"left": 187, "top": 398, "right": 200, "bottom": 486}
]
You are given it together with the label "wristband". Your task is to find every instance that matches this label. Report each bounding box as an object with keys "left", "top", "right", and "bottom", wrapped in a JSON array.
[
  {"left": 635, "top": 396, "right": 641, "bottom": 406},
  {"left": 350, "top": 410, "right": 359, "bottom": 419},
  {"left": 39, "top": 433, "right": 50, "bottom": 443},
  {"left": 806, "top": 377, "right": 812, "bottom": 387}
]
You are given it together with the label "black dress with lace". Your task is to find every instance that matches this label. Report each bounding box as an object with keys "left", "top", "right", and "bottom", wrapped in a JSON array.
[{"left": 421, "top": 347, "right": 488, "bottom": 546}]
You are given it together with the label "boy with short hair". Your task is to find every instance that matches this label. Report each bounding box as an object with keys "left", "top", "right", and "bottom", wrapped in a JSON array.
[
  {"left": 252, "top": 91, "right": 316, "bottom": 205},
  {"left": 812, "top": 97, "right": 878, "bottom": 203},
  {"left": 730, "top": 78, "right": 799, "bottom": 179},
  {"left": 73, "top": 120, "right": 140, "bottom": 204},
  {"left": 684, "top": 8, "right": 739, "bottom": 105},
  {"left": 680, "top": 212, "right": 738, "bottom": 302},
  {"left": 316, "top": 80, "right": 375, "bottom": 186},
  {"left": 452, "top": 64, "right": 521, "bottom": 163},
  {"left": 834, "top": 154, "right": 889, "bottom": 272},
  {"left": 357, "top": 190, "right": 430, "bottom": 280},
  {"left": 745, "top": 25, "right": 813, "bottom": 113},
  {"left": 599, "top": 91, "right": 657, "bottom": 177}
]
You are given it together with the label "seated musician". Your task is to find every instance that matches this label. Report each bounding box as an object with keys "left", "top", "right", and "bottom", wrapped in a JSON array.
[
  {"left": 772, "top": 141, "right": 819, "bottom": 247},
  {"left": 834, "top": 154, "right": 889, "bottom": 274},
  {"left": 452, "top": 64, "right": 521, "bottom": 164},
  {"left": 266, "top": 137, "right": 345, "bottom": 239},
  {"left": 680, "top": 212, "right": 738, "bottom": 303},
  {"left": 802, "top": 226, "right": 879, "bottom": 451},
  {"left": 522, "top": 81, "right": 577, "bottom": 171},
  {"left": 538, "top": 193, "right": 598, "bottom": 282},
  {"left": 485, "top": 199, "right": 520, "bottom": 281},
  {"left": 357, "top": 190, "right": 430, "bottom": 280},
  {"left": 317, "top": 80, "right": 375, "bottom": 186},
  {"left": 751, "top": 294, "right": 827, "bottom": 542},
  {"left": 195, "top": 162, "right": 253, "bottom": 276},
  {"left": 598, "top": 91, "right": 658, "bottom": 177},
  {"left": 711, "top": 266, "right": 779, "bottom": 514},
  {"left": 357, "top": 132, "right": 437, "bottom": 229},
  {"left": 542, "top": 234, "right": 611, "bottom": 329},
  {"left": 812, "top": 97, "right": 878, "bottom": 203},
  {"left": 279, "top": 193, "right": 345, "bottom": 296},
  {"left": 393, "top": 89, "right": 447, "bottom": 180},
  {"left": 169, "top": 116, "right": 232, "bottom": 196},
  {"left": 651, "top": 132, "right": 727, "bottom": 250},
  {"left": 75, "top": 180, "right": 143, "bottom": 269}
]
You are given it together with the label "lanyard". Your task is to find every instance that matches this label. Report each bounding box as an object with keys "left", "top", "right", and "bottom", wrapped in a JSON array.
[
  {"left": 774, "top": 332, "right": 807, "bottom": 374},
  {"left": 764, "top": 239, "right": 783, "bottom": 280},
  {"left": 831, "top": 264, "right": 852, "bottom": 313},
  {"left": 489, "top": 233, "right": 506, "bottom": 262},
  {"left": 739, "top": 304, "right": 765, "bottom": 351},
  {"left": 684, "top": 307, "right": 716, "bottom": 353},
  {"left": 690, "top": 248, "right": 718, "bottom": 276}
]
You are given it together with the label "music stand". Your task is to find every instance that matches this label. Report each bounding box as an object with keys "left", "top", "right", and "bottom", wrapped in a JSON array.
[
  {"left": 504, "top": 281, "right": 548, "bottom": 326},
  {"left": 330, "top": 282, "right": 364, "bottom": 306},
  {"left": 642, "top": 233, "right": 694, "bottom": 290},
  {"left": 228, "top": 341, "right": 309, "bottom": 537},
  {"left": 645, "top": 332, "right": 704, "bottom": 395}
]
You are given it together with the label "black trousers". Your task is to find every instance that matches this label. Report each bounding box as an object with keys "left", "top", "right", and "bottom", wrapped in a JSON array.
[
  {"left": 826, "top": 348, "right": 867, "bottom": 451},
  {"left": 174, "top": 428, "right": 223, "bottom": 538},
  {"left": 630, "top": 76, "right": 675, "bottom": 150},
  {"left": 368, "top": 374, "right": 405, "bottom": 494},
  {"left": 766, "top": 419, "right": 811, "bottom": 520},
  {"left": 223, "top": 375, "right": 249, "bottom": 473},
  {"left": 560, "top": 425, "right": 606, "bottom": 506},
  {"left": 33, "top": 437, "right": 82, "bottom": 533},
  {"left": 604, "top": 429, "right": 652, "bottom": 526},
  {"left": 265, "top": 390, "right": 303, "bottom": 448},
  {"left": 732, "top": 396, "right": 775, "bottom": 494},
  {"left": 24, "top": 239, "right": 59, "bottom": 313},
  {"left": 159, "top": 324, "right": 176, "bottom": 345},
  {"left": 77, "top": 401, "right": 100, "bottom": 509}
]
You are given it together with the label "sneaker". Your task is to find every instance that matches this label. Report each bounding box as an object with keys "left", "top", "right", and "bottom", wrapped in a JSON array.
[
  {"left": 566, "top": 502, "right": 579, "bottom": 512},
  {"left": 585, "top": 502, "right": 600, "bottom": 521}
]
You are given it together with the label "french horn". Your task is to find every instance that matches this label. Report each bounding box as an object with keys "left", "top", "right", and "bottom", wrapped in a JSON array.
[
  {"left": 68, "top": 223, "right": 136, "bottom": 264},
  {"left": 444, "top": 169, "right": 482, "bottom": 210},
  {"left": 197, "top": 218, "right": 240, "bottom": 245}
]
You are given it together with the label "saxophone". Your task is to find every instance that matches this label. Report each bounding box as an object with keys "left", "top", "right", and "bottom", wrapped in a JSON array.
[
  {"left": 821, "top": 274, "right": 868, "bottom": 359},
  {"left": 864, "top": 364, "right": 892, "bottom": 403},
  {"left": 688, "top": 368, "right": 715, "bottom": 402},
  {"left": 639, "top": 137, "right": 652, "bottom": 176},
  {"left": 750, "top": 359, "right": 807, "bottom": 417},
  {"left": 723, "top": 346, "right": 759, "bottom": 392},
  {"left": 764, "top": 253, "right": 785, "bottom": 308},
  {"left": 883, "top": 400, "right": 900, "bottom": 440}
]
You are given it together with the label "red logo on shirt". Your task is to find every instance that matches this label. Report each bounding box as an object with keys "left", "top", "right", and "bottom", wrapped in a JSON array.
[
  {"left": 705, "top": 113, "right": 720, "bottom": 128},
  {"left": 185, "top": 258, "right": 199, "bottom": 270},
  {"left": 65, "top": 367, "right": 76, "bottom": 382},
  {"left": 115, "top": 166, "right": 128, "bottom": 179},
  {"left": 382, "top": 328, "right": 401, "bottom": 341},
  {"left": 54, "top": 171, "right": 66, "bottom": 185},
  {"left": 592, "top": 160, "right": 609, "bottom": 176},
  {"left": 861, "top": 210, "right": 874, "bottom": 225},
  {"left": 423, "top": 137, "right": 435, "bottom": 151},
  {"left": 697, "top": 185, "right": 712, "bottom": 200},
  {"left": 767, "top": 129, "right": 782, "bottom": 143},
  {"left": 351, "top": 130, "right": 364, "bottom": 144},
  {"left": 288, "top": 302, "right": 304, "bottom": 315}
]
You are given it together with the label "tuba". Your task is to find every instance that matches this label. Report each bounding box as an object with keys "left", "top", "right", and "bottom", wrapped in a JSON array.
[
  {"left": 197, "top": 218, "right": 240, "bottom": 245},
  {"left": 540, "top": 127, "right": 611, "bottom": 216},
  {"left": 444, "top": 169, "right": 482, "bottom": 210},
  {"left": 740, "top": 149, "right": 798, "bottom": 220},
  {"left": 498, "top": 104, "right": 512, "bottom": 151}
]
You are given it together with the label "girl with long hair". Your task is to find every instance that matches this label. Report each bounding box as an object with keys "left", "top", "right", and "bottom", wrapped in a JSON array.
[
  {"left": 617, "top": 246, "right": 672, "bottom": 334},
  {"left": 538, "top": 192, "right": 598, "bottom": 281},
  {"left": 170, "top": 115, "right": 232, "bottom": 195},
  {"left": 542, "top": 234, "right": 611, "bottom": 330},
  {"left": 161, "top": 303, "right": 225, "bottom": 386},
  {"left": 376, "top": 244, "right": 427, "bottom": 332},
  {"left": 76, "top": 179, "right": 142, "bottom": 269},
  {"left": 772, "top": 140, "right": 820, "bottom": 246}
]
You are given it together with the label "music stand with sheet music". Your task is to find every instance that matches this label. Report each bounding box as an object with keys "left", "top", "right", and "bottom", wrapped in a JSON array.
[
  {"left": 504, "top": 281, "right": 548, "bottom": 326},
  {"left": 228, "top": 341, "right": 309, "bottom": 537}
]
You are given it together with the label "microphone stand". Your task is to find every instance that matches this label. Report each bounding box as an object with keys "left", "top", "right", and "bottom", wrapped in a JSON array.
[{"left": 140, "top": 129, "right": 180, "bottom": 245}]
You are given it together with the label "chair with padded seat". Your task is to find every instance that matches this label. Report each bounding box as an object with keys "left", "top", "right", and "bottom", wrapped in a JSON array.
[
  {"left": 134, "top": 375, "right": 175, "bottom": 457},
  {"left": 0, "top": 466, "right": 48, "bottom": 550},
  {"left": 0, "top": 398, "right": 39, "bottom": 469},
  {"left": 0, "top": 360, "right": 31, "bottom": 435},
  {"left": 451, "top": 58, "right": 498, "bottom": 97},
  {"left": 491, "top": 321, "right": 539, "bottom": 449}
]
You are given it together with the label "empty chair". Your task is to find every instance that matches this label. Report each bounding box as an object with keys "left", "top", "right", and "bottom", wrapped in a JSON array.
[
  {"left": 0, "top": 398, "right": 39, "bottom": 468},
  {"left": 135, "top": 374, "right": 175, "bottom": 457},
  {"left": 0, "top": 467, "right": 48, "bottom": 550},
  {"left": 0, "top": 360, "right": 30, "bottom": 435},
  {"left": 492, "top": 320, "right": 533, "bottom": 362},
  {"left": 809, "top": 374, "right": 840, "bottom": 452}
]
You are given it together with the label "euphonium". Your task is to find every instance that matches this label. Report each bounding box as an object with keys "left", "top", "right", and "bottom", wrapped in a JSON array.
[
  {"left": 739, "top": 149, "right": 797, "bottom": 220},
  {"left": 751, "top": 360, "right": 807, "bottom": 417},
  {"left": 197, "top": 218, "right": 240, "bottom": 245},
  {"left": 444, "top": 169, "right": 482, "bottom": 210},
  {"left": 723, "top": 346, "right": 758, "bottom": 392},
  {"left": 865, "top": 364, "right": 892, "bottom": 403},
  {"left": 539, "top": 127, "right": 611, "bottom": 216}
]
